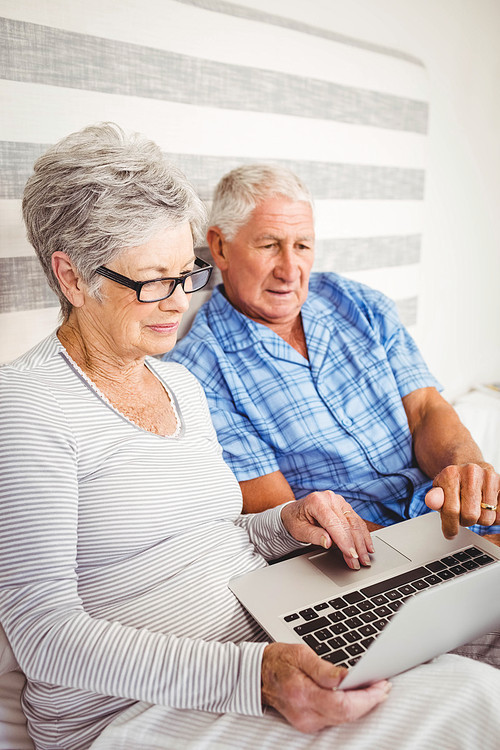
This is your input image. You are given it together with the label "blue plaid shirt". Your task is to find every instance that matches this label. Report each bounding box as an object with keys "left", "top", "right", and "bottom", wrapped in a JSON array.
[{"left": 168, "top": 273, "right": 495, "bottom": 533}]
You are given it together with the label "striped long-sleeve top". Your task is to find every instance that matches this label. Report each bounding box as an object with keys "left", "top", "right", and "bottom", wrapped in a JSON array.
[{"left": 0, "top": 334, "right": 303, "bottom": 750}]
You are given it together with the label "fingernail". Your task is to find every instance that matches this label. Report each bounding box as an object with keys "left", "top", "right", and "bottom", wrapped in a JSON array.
[
  {"left": 349, "top": 548, "right": 359, "bottom": 559},
  {"left": 349, "top": 558, "right": 360, "bottom": 570},
  {"left": 360, "top": 555, "right": 372, "bottom": 566},
  {"left": 321, "top": 535, "right": 330, "bottom": 549}
]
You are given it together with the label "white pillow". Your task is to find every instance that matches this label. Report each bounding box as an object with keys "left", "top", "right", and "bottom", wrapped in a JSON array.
[{"left": 0, "top": 624, "right": 34, "bottom": 749}]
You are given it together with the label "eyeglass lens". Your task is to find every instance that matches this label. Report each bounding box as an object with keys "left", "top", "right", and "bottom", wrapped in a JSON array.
[{"left": 138, "top": 267, "right": 211, "bottom": 302}]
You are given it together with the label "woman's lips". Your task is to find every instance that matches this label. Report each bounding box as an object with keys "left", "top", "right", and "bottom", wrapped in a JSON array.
[{"left": 147, "top": 322, "right": 179, "bottom": 334}]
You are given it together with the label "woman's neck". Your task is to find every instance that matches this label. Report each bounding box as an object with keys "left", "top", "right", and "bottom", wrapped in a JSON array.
[{"left": 57, "top": 315, "right": 147, "bottom": 389}]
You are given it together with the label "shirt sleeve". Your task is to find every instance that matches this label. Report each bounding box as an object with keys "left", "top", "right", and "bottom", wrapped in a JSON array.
[
  {"left": 168, "top": 339, "right": 281, "bottom": 482},
  {"left": 0, "top": 369, "right": 265, "bottom": 718},
  {"left": 235, "top": 502, "right": 309, "bottom": 561}
]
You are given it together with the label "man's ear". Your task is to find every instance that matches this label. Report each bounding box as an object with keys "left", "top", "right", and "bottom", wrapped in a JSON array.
[
  {"left": 51, "top": 251, "right": 86, "bottom": 308},
  {"left": 207, "top": 226, "right": 229, "bottom": 272}
]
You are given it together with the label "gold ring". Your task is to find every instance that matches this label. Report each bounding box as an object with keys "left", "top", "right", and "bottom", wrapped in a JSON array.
[{"left": 480, "top": 502, "right": 498, "bottom": 511}]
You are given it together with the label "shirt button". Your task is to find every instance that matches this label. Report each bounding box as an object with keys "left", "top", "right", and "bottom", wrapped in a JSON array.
[{"left": 341, "top": 417, "right": 353, "bottom": 427}]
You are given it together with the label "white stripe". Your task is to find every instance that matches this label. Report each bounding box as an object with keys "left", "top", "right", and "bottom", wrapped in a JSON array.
[
  {"left": 0, "top": 81, "right": 428, "bottom": 169},
  {"left": 0, "top": 0, "right": 429, "bottom": 101},
  {"left": 0, "top": 308, "right": 60, "bottom": 364},
  {"left": 0, "top": 201, "right": 32, "bottom": 257},
  {"left": 0, "top": 199, "right": 425, "bottom": 260},
  {"left": 314, "top": 200, "right": 424, "bottom": 239},
  {"left": 340, "top": 263, "right": 421, "bottom": 300}
]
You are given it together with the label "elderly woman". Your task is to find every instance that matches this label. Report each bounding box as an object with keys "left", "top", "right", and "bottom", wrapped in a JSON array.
[{"left": 0, "top": 124, "right": 498, "bottom": 750}]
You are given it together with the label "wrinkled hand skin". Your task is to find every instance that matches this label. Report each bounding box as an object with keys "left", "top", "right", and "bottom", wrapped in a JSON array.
[
  {"left": 261, "top": 643, "right": 391, "bottom": 733},
  {"left": 425, "top": 462, "right": 500, "bottom": 539},
  {"left": 280, "top": 490, "right": 375, "bottom": 570}
]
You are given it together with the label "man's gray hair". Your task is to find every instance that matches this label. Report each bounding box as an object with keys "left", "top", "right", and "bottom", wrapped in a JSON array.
[
  {"left": 22, "top": 122, "right": 207, "bottom": 319},
  {"left": 209, "top": 164, "right": 313, "bottom": 241}
]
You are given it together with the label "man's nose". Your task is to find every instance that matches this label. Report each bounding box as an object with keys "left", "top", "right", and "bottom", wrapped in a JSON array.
[{"left": 274, "top": 247, "right": 300, "bottom": 280}]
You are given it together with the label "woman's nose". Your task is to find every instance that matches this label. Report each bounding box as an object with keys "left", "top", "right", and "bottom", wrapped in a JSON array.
[{"left": 158, "top": 283, "right": 190, "bottom": 313}]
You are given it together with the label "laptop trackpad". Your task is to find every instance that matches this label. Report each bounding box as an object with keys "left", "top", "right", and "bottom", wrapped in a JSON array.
[{"left": 309, "top": 536, "right": 411, "bottom": 588}]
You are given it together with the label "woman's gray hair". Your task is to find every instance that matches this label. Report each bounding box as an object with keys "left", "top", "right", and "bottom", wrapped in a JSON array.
[
  {"left": 22, "top": 122, "right": 207, "bottom": 319},
  {"left": 209, "top": 164, "right": 313, "bottom": 241}
]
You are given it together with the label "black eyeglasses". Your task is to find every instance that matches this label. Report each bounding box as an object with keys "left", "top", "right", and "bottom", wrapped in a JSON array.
[{"left": 95, "top": 257, "right": 213, "bottom": 303}]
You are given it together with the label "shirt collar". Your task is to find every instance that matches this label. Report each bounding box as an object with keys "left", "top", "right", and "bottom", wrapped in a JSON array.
[{"left": 207, "top": 279, "right": 334, "bottom": 364}]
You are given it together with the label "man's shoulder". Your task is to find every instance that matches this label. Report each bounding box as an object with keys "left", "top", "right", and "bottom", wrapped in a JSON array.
[{"left": 308, "top": 272, "right": 392, "bottom": 317}]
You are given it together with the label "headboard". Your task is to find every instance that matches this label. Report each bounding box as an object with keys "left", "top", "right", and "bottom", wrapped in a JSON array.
[{"left": 0, "top": 0, "right": 429, "bottom": 364}]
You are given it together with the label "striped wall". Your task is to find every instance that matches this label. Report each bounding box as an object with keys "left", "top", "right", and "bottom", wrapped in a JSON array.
[{"left": 0, "top": 0, "right": 429, "bottom": 363}]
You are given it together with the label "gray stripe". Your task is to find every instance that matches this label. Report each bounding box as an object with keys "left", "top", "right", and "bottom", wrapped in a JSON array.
[
  {"left": 0, "top": 18, "right": 428, "bottom": 133},
  {"left": 0, "top": 252, "right": 417, "bottom": 318},
  {"left": 0, "top": 141, "right": 425, "bottom": 201},
  {"left": 315, "top": 235, "right": 421, "bottom": 273},
  {"left": 396, "top": 296, "right": 417, "bottom": 327},
  {"left": 175, "top": 0, "right": 426, "bottom": 67},
  {"left": 0, "top": 256, "right": 57, "bottom": 313}
]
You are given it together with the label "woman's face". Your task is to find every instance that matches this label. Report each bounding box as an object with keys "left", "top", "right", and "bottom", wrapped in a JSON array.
[{"left": 81, "top": 223, "right": 196, "bottom": 360}]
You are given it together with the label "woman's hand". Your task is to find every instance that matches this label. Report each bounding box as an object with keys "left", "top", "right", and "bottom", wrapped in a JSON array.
[
  {"left": 261, "top": 642, "right": 390, "bottom": 733},
  {"left": 280, "top": 491, "right": 374, "bottom": 569}
]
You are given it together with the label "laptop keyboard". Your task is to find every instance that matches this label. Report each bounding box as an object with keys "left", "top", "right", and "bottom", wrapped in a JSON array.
[{"left": 283, "top": 545, "right": 496, "bottom": 668}]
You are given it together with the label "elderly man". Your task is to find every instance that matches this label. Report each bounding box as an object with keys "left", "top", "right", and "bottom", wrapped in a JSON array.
[{"left": 167, "top": 165, "right": 500, "bottom": 543}]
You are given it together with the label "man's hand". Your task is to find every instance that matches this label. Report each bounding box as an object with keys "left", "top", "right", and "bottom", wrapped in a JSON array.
[
  {"left": 425, "top": 462, "right": 500, "bottom": 538},
  {"left": 261, "top": 643, "right": 390, "bottom": 733},
  {"left": 280, "top": 491, "right": 374, "bottom": 569}
]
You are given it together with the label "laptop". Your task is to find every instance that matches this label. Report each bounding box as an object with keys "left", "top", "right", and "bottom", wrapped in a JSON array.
[{"left": 229, "top": 511, "right": 500, "bottom": 689}]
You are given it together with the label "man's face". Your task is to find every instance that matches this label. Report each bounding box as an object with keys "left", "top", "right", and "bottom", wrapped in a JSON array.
[{"left": 215, "top": 197, "right": 315, "bottom": 329}]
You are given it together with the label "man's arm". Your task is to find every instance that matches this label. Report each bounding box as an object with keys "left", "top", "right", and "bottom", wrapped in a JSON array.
[
  {"left": 239, "top": 471, "right": 383, "bottom": 532},
  {"left": 402, "top": 387, "right": 500, "bottom": 539}
]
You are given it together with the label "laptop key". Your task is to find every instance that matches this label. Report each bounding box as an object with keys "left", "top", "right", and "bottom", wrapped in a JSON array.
[
  {"left": 426, "top": 560, "right": 446, "bottom": 572},
  {"left": 343, "top": 590, "right": 366, "bottom": 604},
  {"left": 450, "top": 564, "right": 467, "bottom": 576},
  {"left": 398, "top": 584, "right": 416, "bottom": 596},
  {"left": 328, "top": 611, "right": 346, "bottom": 623},
  {"left": 303, "top": 635, "right": 330, "bottom": 655},
  {"left": 413, "top": 579, "right": 429, "bottom": 590},
  {"left": 344, "top": 630, "right": 362, "bottom": 643},
  {"left": 359, "top": 624, "right": 376, "bottom": 637},
  {"left": 328, "top": 597, "right": 348, "bottom": 610},
  {"left": 345, "top": 616, "right": 363, "bottom": 629},
  {"left": 454, "top": 550, "right": 472, "bottom": 562},
  {"left": 344, "top": 605, "right": 361, "bottom": 617},
  {"left": 314, "top": 602, "right": 329, "bottom": 611},
  {"left": 327, "top": 648, "right": 349, "bottom": 664},
  {"left": 330, "top": 622, "right": 348, "bottom": 635},
  {"left": 371, "top": 594, "right": 388, "bottom": 606},
  {"left": 357, "top": 599, "right": 376, "bottom": 611},
  {"left": 315, "top": 628, "right": 332, "bottom": 641},
  {"left": 346, "top": 642, "right": 364, "bottom": 657},
  {"left": 294, "top": 616, "right": 331, "bottom": 635},
  {"left": 284, "top": 613, "right": 299, "bottom": 622},
  {"left": 476, "top": 554, "right": 495, "bottom": 566},
  {"left": 299, "top": 608, "right": 318, "bottom": 621},
  {"left": 467, "top": 547, "right": 483, "bottom": 557},
  {"left": 361, "top": 566, "right": 429, "bottom": 597},
  {"left": 327, "top": 636, "right": 347, "bottom": 649},
  {"left": 437, "top": 569, "right": 455, "bottom": 581},
  {"left": 385, "top": 589, "right": 402, "bottom": 600},
  {"left": 424, "top": 574, "right": 442, "bottom": 586},
  {"left": 374, "top": 605, "right": 393, "bottom": 618},
  {"left": 360, "top": 611, "right": 378, "bottom": 623},
  {"left": 462, "top": 559, "right": 479, "bottom": 571},
  {"left": 441, "top": 555, "right": 459, "bottom": 566},
  {"left": 374, "top": 618, "right": 388, "bottom": 631}
]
